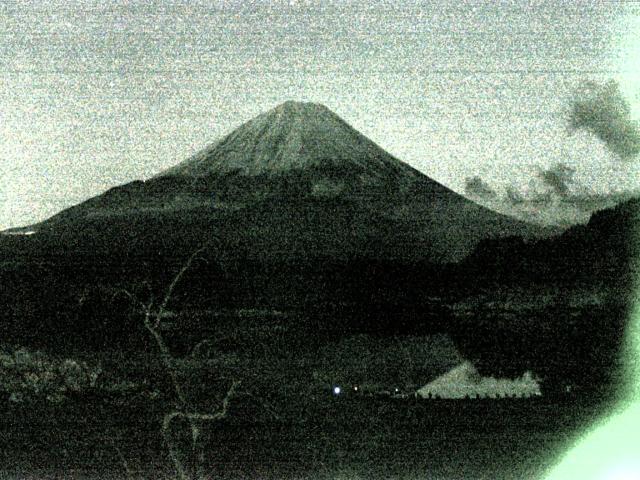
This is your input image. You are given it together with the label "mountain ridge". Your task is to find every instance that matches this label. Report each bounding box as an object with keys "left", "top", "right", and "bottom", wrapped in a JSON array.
[{"left": 2, "top": 101, "right": 552, "bottom": 263}]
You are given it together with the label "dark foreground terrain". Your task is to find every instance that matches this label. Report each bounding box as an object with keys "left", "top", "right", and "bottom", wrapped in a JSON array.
[
  {"left": 0, "top": 196, "right": 635, "bottom": 479},
  {"left": 0, "top": 317, "right": 621, "bottom": 480},
  {"left": 0, "top": 387, "right": 613, "bottom": 480}
]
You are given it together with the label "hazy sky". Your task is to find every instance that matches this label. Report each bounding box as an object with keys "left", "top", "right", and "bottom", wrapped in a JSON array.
[{"left": 1, "top": 0, "right": 640, "bottom": 229}]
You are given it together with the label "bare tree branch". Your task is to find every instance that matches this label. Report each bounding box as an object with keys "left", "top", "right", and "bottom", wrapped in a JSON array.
[
  {"left": 144, "top": 318, "right": 189, "bottom": 408},
  {"left": 112, "top": 245, "right": 242, "bottom": 480},
  {"left": 158, "top": 247, "right": 207, "bottom": 321},
  {"left": 164, "top": 380, "right": 241, "bottom": 428},
  {"left": 115, "top": 248, "right": 208, "bottom": 410},
  {"left": 120, "top": 289, "right": 151, "bottom": 315},
  {"left": 162, "top": 380, "right": 241, "bottom": 480}
]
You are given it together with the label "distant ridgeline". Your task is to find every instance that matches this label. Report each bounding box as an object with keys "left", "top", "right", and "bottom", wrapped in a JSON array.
[{"left": 465, "top": 197, "right": 640, "bottom": 286}]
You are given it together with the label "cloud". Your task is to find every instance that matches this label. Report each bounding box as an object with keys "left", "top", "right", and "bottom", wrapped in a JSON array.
[
  {"left": 537, "top": 163, "right": 634, "bottom": 211},
  {"left": 504, "top": 180, "right": 633, "bottom": 217},
  {"left": 504, "top": 187, "right": 547, "bottom": 206},
  {"left": 465, "top": 176, "right": 497, "bottom": 199},
  {"left": 504, "top": 188, "right": 553, "bottom": 211},
  {"left": 538, "top": 164, "right": 575, "bottom": 196},
  {"left": 568, "top": 80, "right": 640, "bottom": 160},
  {"left": 527, "top": 192, "right": 554, "bottom": 207},
  {"left": 508, "top": 162, "right": 634, "bottom": 213},
  {"left": 560, "top": 191, "right": 634, "bottom": 212},
  {"left": 505, "top": 187, "right": 524, "bottom": 205}
]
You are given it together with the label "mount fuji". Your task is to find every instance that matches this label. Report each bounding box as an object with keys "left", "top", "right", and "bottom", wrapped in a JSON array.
[{"left": 5, "top": 101, "right": 549, "bottom": 263}]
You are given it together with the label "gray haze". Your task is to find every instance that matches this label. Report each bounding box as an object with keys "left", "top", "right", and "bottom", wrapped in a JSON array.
[{"left": 2, "top": 0, "right": 640, "bottom": 229}]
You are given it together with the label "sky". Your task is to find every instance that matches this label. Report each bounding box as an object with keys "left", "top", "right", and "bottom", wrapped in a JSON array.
[{"left": 1, "top": 0, "right": 640, "bottom": 229}]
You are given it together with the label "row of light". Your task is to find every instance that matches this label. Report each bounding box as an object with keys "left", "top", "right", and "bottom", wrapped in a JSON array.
[{"left": 332, "top": 385, "right": 400, "bottom": 396}]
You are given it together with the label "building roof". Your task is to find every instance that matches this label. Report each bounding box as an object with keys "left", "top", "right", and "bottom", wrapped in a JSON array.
[{"left": 417, "top": 361, "right": 541, "bottom": 399}]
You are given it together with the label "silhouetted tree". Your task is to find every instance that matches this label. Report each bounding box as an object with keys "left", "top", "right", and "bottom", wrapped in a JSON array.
[{"left": 119, "top": 247, "right": 240, "bottom": 480}]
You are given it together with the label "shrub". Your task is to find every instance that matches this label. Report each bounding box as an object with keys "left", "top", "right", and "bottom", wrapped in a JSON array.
[{"left": 0, "top": 345, "right": 102, "bottom": 402}]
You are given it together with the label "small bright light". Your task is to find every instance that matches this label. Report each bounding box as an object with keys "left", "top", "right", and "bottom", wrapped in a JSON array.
[
  {"left": 333, "top": 386, "right": 341, "bottom": 395},
  {"left": 354, "top": 386, "right": 358, "bottom": 392}
]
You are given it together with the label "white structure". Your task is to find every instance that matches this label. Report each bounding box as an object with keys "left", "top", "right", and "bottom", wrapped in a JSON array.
[{"left": 417, "top": 361, "right": 541, "bottom": 399}]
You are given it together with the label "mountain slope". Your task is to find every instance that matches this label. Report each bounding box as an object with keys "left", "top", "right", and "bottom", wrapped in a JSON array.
[
  {"left": 5, "top": 101, "right": 550, "bottom": 264},
  {"left": 160, "top": 100, "right": 419, "bottom": 181}
]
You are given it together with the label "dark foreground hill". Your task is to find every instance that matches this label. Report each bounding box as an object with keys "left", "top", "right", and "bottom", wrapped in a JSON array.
[
  {"left": 465, "top": 196, "right": 640, "bottom": 286},
  {"left": 452, "top": 197, "right": 640, "bottom": 395}
]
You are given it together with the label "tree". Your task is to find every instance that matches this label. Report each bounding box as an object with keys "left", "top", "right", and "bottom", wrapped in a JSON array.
[{"left": 120, "top": 247, "right": 240, "bottom": 480}]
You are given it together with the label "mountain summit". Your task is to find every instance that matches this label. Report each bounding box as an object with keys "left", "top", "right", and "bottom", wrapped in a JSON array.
[
  {"left": 160, "top": 101, "right": 417, "bottom": 181},
  {"left": 10, "top": 101, "right": 551, "bottom": 263}
]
